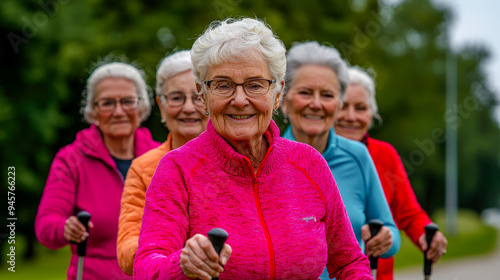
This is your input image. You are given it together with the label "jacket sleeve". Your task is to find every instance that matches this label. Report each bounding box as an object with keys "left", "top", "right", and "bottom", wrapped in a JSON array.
[
  {"left": 363, "top": 149, "right": 401, "bottom": 258},
  {"left": 310, "top": 155, "right": 373, "bottom": 279},
  {"left": 384, "top": 147, "right": 431, "bottom": 245},
  {"left": 35, "top": 148, "right": 77, "bottom": 249},
  {"left": 133, "top": 155, "right": 191, "bottom": 280},
  {"left": 117, "top": 160, "right": 147, "bottom": 275}
]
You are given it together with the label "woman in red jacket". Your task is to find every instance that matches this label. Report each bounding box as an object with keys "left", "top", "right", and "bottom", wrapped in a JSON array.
[{"left": 335, "top": 66, "right": 448, "bottom": 280}]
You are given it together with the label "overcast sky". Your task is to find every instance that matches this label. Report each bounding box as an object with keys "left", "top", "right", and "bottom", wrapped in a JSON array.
[{"left": 433, "top": 0, "right": 500, "bottom": 124}]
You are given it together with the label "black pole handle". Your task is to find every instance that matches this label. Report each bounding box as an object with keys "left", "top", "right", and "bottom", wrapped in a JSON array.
[
  {"left": 208, "top": 228, "right": 228, "bottom": 280},
  {"left": 424, "top": 223, "right": 439, "bottom": 277},
  {"left": 367, "top": 219, "right": 384, "bottom": 270},
  {"left": 76, "top": 211, "right": 91, "bottom": 257}
]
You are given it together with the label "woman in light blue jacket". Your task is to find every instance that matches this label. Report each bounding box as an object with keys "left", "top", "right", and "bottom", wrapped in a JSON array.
[{"left": 281, "top": 41, "right": 400, "bottom": 280}]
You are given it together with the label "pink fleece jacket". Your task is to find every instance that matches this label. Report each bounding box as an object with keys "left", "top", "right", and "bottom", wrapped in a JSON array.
[
  {"left": 35, "top": 124, "right": 160, "bottom": 280},
  {"left": 134, "top": 120, "right": 372, "bottom": 280}
]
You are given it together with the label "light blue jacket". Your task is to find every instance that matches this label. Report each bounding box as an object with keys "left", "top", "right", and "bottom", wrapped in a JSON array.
[{"left": 283, "top": 126, "right": 400, "bottom": 258}]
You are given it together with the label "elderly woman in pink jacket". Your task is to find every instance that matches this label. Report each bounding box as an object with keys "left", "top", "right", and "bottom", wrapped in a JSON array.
[
  {"left": 134, "top": 18, "right": 373, "bottom": 280},
  {"left": 35, "top": 61, "right": 159, "bottom": 280}
]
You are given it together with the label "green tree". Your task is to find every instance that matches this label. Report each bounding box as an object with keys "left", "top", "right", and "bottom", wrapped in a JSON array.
[{"left": 345, "top": 0, "right": 500, "bottom": 213}]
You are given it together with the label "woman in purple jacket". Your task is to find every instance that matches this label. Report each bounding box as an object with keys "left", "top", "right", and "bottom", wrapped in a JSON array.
[
  {"left": 134, "top": 18, "right": 372, "bottom": 280},
  {"left": 35, "top": 62, "right": 160, "bottom": 280}
]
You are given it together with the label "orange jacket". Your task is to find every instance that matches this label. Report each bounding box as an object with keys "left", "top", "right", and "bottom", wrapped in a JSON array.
[{"left": 117, "top": 134, "right": 172, "bottom": 275}]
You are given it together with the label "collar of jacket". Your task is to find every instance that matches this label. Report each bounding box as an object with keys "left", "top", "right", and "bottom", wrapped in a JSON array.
[
  {"left": 200, "top": 119, "right": 282, "bottom": 178},
  {"left": 283, "top": 126, "right": 338, "bottom": 154},
  {"left": 74, "top": 124, "right": 158, "bottom": 169}
]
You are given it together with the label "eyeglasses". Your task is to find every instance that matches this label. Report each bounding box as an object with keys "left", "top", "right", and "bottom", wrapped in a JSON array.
[
  {"left": 93, "top": 97, "right": 141, "bottom": 113},
  {"left": 162, "top": 92, "right": 204, "bottom": 107},
  {"left": 204, "top": 78, "right": 275, "bottom": 97}
]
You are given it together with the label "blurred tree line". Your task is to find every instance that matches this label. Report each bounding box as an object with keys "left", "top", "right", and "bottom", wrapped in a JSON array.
[{"left": 1, "top": 0, "right": 499, "bottom": 260}]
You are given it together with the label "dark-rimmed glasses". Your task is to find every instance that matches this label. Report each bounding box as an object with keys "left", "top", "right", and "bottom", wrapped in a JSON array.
[
  {"left": 93, "top": 97, "right": 141, "bottom": 113},
  {"left": 162, "top": 92, "right": 204, "bottom": 107},
  {"left": 204, "top": 78, "right": 275, "bottom": 97}
]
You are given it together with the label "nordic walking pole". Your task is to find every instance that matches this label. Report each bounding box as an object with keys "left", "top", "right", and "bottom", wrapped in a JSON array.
[
  {"left": 208, "top": 228, "right": 229, "bottom": 280},
  {"left": 76, "top": 211, "right": 91, "bottom": 280},
  {"left": 368, "top": 219, "right": 384, "bottom": 279},
  {"left": 424, "top": 223, "right": 439, "bottom": 280}
]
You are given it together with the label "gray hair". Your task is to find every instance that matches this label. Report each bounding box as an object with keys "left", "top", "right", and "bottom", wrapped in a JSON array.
[
  {"left": 284, "top": 41, "right": 349, "bottom": 99},
  {"left": 348, "top": 66, "right": 382, "bottom": 124},
  {"left": 82, "top": 62, "right": 151, "bottom": 124},
  {"left": 156, "top": 50, "right": 193, "bottom": 97},
  {"left": 190, "top": 17, "right": 286, "bottom": 97}
]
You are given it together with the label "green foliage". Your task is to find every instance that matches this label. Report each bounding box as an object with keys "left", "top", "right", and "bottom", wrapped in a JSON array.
[
  {"left": 0, "top": 236, "right": 71, "bottom": 279},
  {"left": 1, "top": 0, "right": 499, "bottom": 261},
  {"left": 347, "top": 0, "right": 500, "bottom": 213}
]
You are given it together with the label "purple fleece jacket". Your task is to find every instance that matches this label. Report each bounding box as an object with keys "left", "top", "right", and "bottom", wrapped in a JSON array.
[
  {"left": 35, "top": 125, "right": 159, "bottom": 280},
  {"left": 134, "top": 120, "right": 372, "bottom": 280}
]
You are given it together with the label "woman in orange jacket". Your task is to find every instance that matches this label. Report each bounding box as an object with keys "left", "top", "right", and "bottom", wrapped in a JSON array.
[{"left": 116, "top": 50, "right": 209, "bottom": 275}]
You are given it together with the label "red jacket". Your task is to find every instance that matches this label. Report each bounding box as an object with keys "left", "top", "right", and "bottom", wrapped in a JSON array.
[
  {"left": 35, "top": 125, "right": 160, "bottom": 280},
  {"left": 366, "top": 137, "right": 431, "bottom": 280}
]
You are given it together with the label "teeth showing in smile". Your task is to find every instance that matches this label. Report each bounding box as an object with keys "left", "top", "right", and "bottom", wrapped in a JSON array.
[
  {"left": 230, "top": 115, "right": 252, "bottom": 119},
  {"left": 304, "top": 115, "right": 323, "bottom": 119}
]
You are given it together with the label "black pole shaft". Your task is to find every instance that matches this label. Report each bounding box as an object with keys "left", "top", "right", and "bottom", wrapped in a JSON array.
[
  {"left": 424, "top": 223, "right": 439, "bottom": 279},
  {"left": 208, "top": 228, "right": 228, "bottom": 280}
]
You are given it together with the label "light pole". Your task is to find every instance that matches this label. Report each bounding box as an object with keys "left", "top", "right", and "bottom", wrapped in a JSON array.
[{"left": 445, "top": 14, "right": 458, "bottom": 236}]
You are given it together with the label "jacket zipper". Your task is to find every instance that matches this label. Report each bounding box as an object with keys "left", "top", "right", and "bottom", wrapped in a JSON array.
[{"left": 245, "top": 146, "right": 275, "bottom": 280}]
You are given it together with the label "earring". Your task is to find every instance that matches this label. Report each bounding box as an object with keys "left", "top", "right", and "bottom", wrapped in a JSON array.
[
  {"left": 273, "top": 109, "right": 279, "bottom": 116},
  {"left": 283, "top": 115, "right": 289, "bottom": 124},
  {"left": 334, "top": 119, "right": 338, "bottom": 125},
  {"left": 160, "top": 117, "right": 166, "bottom": 123},
  {"left": 204, "top": 110, "right": 209, "bottom": 116}
]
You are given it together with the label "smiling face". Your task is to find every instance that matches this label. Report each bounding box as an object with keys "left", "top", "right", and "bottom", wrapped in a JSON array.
[
  {"left": 93, "top": 77, "right": 140, "bottom": 139},
  {"left": 282, "top": 64, "right": 341, "bottom": 142},
  {"left": 335, "top": 83, "right": 373, "bottom": 141},
  {"left": 159, "top": 70, "right": 208, "bottom": 148},
  {"left": 199, "top": 50, "right": 281, "bottom": 146}
]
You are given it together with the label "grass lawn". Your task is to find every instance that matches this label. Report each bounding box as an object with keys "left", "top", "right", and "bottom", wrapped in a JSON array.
[
  {"left": 1, "top": 235, "right": 71, "bottom": 279},
  {"left": 394, "top": 209, "right": 498, "bottom": 270},
  {"left": 0, "top": 209, "right": 496, "bottom": 279}
]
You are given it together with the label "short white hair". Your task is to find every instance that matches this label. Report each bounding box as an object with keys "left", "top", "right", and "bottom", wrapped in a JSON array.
[
  {"left": 191, "top": 17, "right": 286, "bottom": 97},
  {"left": 285, "top": 41, "right": 349, "bottom": 98},
  {"left": 156, "top": 50, "right": 192, "bottom": 96},
  {"left": 82, "top": 62, "right": 151, "bottom": 124},
  {"left": 348, "top": 66, "right": 382, "bottom": 123}
]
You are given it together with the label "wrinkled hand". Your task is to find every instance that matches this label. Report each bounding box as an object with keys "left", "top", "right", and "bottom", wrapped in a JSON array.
[
  {"left": 180, "top": 234, "right": 232, "bottom": 280},
  {"left": 418, "top": 231, "right": 448, "bottom": 263},
  {"left": 64, "top": 215, "right": 93, "bottom": 243},
  {"left": 361, "top": 224, "right": 393, "bottom": 257}
]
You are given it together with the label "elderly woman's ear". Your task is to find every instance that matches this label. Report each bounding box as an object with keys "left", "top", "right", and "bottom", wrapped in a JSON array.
[
  {"left": 91, "top": 111, "right": 99, "bottom": 126},
  {"left": 196, "top": 83, "right": 207, "bottom": 109},
  {"left": 196, "top": 83, "right": 202, "bottom": 95},
  {"left": 273, "top": 80, "right": 285, "bottom": 111},
  {"left": 280, "top": 88, "right": 288, "bottom": 116}
]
